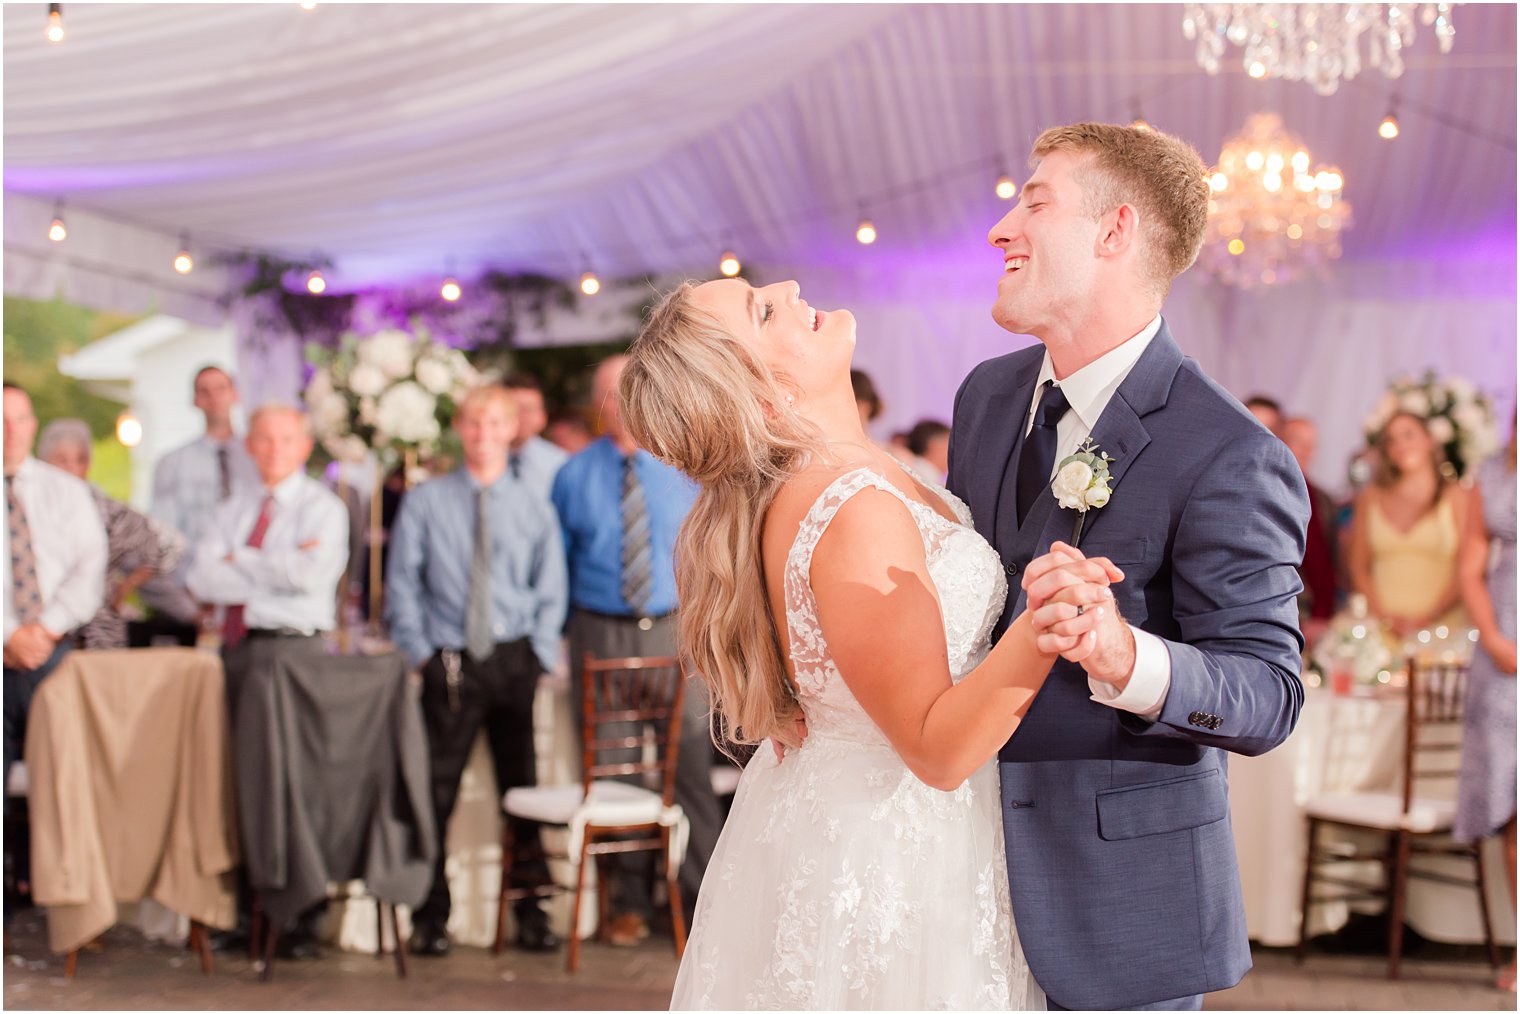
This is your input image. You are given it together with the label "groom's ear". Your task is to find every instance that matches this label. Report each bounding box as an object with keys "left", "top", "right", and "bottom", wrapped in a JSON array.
[{"left": 1093, "top": 202, "right": 1141, "bottom": 261}]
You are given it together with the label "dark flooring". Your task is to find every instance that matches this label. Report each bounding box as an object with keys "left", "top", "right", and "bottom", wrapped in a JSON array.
[{"left": 2, "top": 907, "right": 1513, "bottom": 1011}]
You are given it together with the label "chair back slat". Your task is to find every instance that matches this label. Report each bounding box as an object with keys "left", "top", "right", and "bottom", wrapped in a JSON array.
[
  {"left": 580, "top": 653, "right": 687, "bottom": 806},
  {"left": 1401, "top": 656, "right": 1470, "bottom": 814}
]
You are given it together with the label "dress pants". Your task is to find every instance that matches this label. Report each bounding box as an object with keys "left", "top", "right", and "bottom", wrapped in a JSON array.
[
  {"left": 3, "top": 640, "right": 72, "bottom": 786},
  {"left": 414, "top": 637, "right": 551, "bottom": 928},
  {"left": 566, "top": 609, "right": 723, "bottom": 919}
]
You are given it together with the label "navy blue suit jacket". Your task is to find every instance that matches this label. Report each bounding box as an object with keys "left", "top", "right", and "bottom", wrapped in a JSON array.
[{"left": 947, "top": 321, "right": 1308, "bottom": 1009}]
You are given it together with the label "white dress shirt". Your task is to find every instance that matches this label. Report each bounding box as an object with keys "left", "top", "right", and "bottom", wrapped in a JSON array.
[
  {"left": 185, "top": 471, "right": 348, "bottom": 634},
  {"left": 151, "top": 434, "right": 261, "bottom": 546},
  {"left": 1024, "top": 314, "right": 1171, "bottom": 719},
  {"left": 3, "top": 457, "right": 108, "bottom": 642}
]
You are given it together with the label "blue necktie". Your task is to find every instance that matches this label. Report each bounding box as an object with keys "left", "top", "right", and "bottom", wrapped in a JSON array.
[{"left": 1014, "top": 381, "right": 1071, "bottom": 526}]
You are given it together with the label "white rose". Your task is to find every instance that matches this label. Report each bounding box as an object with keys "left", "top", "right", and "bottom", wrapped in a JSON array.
[
  {"left": 1447, "top": 376, "right": 1476, "bottom": 403},
  {"left": 309, "top": 392, "right": 349, "bottom": 435},
  {"left": 323, "top": 433, "right": 370, "bottom": 464},
  {"left": 1051, "top": 460, "right": 1094, "bottom": 511},
  {"left": 1427, "top": 416, "right": 1455, "bottom": 444},
  {"left": 1452, "top": 402, "right": 1487, "bottom": 431},
  {"left": 415, "top": 355, "right": 454, "bottom": 395},
  {"left": 1086, "top": 478, "right": 1112, "bottom": 509},
  {"left": 450, "top": 351, "right": 480, "bottom": 389},
  {"left": 357, "top": 330, "right": 417, "bottom": 380},
  {"left": 305, "top": 367, "right": 334, "bottom": 402},
  {"left": 375, "top": 381, "right": 440, "bottom": 444},
  {"left": 348, "top": 362, "right": 388, "bottom": 398},
  {"left": 1399, "top": 390, "right": 1431, "bottom": 418}
]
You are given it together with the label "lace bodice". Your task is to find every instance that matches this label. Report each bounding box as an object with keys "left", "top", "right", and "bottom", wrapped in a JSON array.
[{"left": 783, "top": 467, "right": 1009, "bottom": 746}]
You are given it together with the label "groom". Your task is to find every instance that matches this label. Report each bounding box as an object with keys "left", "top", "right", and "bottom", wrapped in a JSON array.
[{"left": 947, "top": 123, "right": 1309, "bottom": 1010}]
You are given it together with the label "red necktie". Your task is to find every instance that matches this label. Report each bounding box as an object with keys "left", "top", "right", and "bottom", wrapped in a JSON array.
[{"left": 221, "top": 495, "right": 275, "bottom": 649}]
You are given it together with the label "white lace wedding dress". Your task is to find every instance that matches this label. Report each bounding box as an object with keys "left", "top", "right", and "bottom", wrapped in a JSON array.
[{"left": 671, "top": 468, "right": 1043, "bottom": 1011}]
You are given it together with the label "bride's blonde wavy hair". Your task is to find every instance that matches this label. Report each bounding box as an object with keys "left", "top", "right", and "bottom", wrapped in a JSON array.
[{"left": 619, "top": 283, "right": 821, "bottom": 751}]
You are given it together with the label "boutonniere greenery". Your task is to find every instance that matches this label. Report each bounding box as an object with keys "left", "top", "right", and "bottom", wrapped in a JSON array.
[{"left": 1050, "top": 438, "right": 1114, "bottom": 547}]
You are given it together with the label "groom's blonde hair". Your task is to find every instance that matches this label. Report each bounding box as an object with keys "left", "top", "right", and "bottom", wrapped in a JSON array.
[
  {"left": 1032, "top": 123, "right": 1209, "bottom": 295},
  {"left": 618, "top": 284, "right": 820, "bottom": 755}
]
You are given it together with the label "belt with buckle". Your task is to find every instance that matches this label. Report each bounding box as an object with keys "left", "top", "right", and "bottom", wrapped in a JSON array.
[{"left": 576, "top": 608, "right": 674, "bottom": 632}]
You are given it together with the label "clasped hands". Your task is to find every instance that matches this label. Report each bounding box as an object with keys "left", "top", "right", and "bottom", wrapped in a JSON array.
[{"left": 1022, "top": 541, "right": 1135, "bottom": 688}]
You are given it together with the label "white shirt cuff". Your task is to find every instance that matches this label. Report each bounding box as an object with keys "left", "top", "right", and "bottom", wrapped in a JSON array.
[{"left": 1088, "top": 625, "right": 1171, "bottom": 721}]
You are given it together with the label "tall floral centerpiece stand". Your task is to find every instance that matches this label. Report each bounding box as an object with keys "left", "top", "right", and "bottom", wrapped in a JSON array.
[{"left": 302, "top": 326, "right": 479, "bottom": 646}]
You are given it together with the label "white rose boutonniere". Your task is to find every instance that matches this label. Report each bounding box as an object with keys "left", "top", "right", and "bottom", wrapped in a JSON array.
[{"left": 1051, "top": 438, "right": 1114, "bottom": 546}]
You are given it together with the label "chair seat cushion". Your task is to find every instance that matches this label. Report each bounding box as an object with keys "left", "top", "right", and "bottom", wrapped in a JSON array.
[
  {"left": 710, "top": 765, "right": 741, "bottom": 798},
  {"left": 1305, "top": 791, "right": 1456, "bottom": 833},
  {"left": 504, "top": 779, "right": 667, "bottom": 827}
]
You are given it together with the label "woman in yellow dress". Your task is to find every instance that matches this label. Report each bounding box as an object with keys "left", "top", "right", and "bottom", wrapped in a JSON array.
[{"left": 1348, "top": 410, "right": 1471, "bottom": 646}]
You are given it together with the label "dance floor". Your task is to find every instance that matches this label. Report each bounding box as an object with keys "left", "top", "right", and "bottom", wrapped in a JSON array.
[{"left": 2, "top": 906, "right": 1510, "bottom": 1011}]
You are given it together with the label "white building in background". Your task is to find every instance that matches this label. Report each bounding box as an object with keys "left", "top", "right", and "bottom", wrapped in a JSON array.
[{"left": 58, "top": 315, "right": 239, "bottom": 511}]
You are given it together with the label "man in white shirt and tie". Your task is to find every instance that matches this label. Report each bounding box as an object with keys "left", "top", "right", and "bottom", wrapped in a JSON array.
[
  {"left": 3, "top": 383, "right": 107, "bottom": 795},
  {"left": 143, "top": 365, "right": 261, "bottom": 642},
  {"left": 503, "top": 372, "right": 569, "bottom": 502},
  {"left": 186, "top": 402, "right": 347, "bottom": 959}
]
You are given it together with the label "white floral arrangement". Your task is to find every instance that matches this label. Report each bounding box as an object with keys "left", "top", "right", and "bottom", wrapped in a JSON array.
[
  {"left": 303, "top": 325, "right": 480, "bottom": 465},
  {"left": 1051, "top": 438, "right": 1114, "bottom": 546},
  {"left": 1310, "top": 594, "right": 1395, "bottom": 687},
  {"left": 1362, "top": 371, "right": 1500, "bottom": 480}
]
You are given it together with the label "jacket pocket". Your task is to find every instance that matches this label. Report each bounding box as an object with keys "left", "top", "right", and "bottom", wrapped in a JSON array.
[{"left": 1095, "top": 767, "right": 1227, "bottom": 841}]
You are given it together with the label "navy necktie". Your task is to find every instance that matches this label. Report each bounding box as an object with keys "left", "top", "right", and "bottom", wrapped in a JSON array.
[{"left": 1014, "top": 380, "right": 1071, "bottom": 526}]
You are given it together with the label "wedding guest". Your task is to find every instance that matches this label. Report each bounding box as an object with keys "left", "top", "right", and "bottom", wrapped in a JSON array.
[
  {"left": 1455, "top": 416, "right": 1516, "bottom": 993},
  {"left": 906, "top": 418, "right": 951, "bottom": 483},
  {"left": 386, "top": 385, "right": 567, "bottom": 957},
  {"left": 1347, "top": 411, "right": 1469, "bottom": 642},
  {"left": 503, "top": 371, "right": 569, "bottom": 501},
  {"left": 142, "top": 365, "right": 260, "bottom": 645},
  {"left": 1244, "top": 394, "right": 1285, "bottom": 437},
  {"left": 37, "top": 418, "right": 186, "bottom": 650},
  {"left": 544, "top": 407, "right": 594, "bottom": 455},
  {"left": 550, "top": 355, "right": 724, "bottom": 947},
  {"left": 1282, "top": 416, "right": 1338, "bottom": 639},
  {"left": 3, "top": 385, "right": 107, "bottom": 789},
  {"left": 850, "top": 369, "right": 883, "bottom": 432},
  {"left": 185, "top": 403, "right": 347, "bottom": 959}
]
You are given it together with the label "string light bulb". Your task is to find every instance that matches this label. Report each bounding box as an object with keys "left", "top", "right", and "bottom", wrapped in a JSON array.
[
  {"left": 299, "top": 0, "right": 317, "bottom": 9},
  {"left": 579, "top": 271, "right": 601, "bottom": 296},
  {"left": 440, "top": 277, "right": 461, "bottom": 302},
  {"left": 173, "top": 235, "right": 194, "bottom": 274},
  {"left": 306, "top": 269, "right": 326, "bottom": 294},
  {"left": 1131, "top": 117, "right": 1153, "bottom": 132},
  {"left": 46, "top": 4, "right": 63, "bottom": 43},
  {"left": 994, "top": 174, "right": 1017, "bottom": 200},
  {"left": 718, "top": 250, "right": 741, "bottom": 277},
  {"left": 1378, "top": 111, "right": 1401, "bottom": 140},
  {"left": 115, "top": 412, "right": 143, "bottom": 449},
  {"left": 855, "top": 218, "right": 877, "bottom": 245},
  {"left": 48, "top": 210, "right": 67, "bottom": 243}
]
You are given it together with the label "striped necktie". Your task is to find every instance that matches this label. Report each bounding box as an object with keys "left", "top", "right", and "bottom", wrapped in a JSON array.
[
  {"left": 620, "top": 454, "right": 653, "bottom": 615},
  {"left": 6, "top": 476, "right": 43, "bottom": 626},
  {"left": 465, "top": 486, "right": 494, "bottom": 662}
]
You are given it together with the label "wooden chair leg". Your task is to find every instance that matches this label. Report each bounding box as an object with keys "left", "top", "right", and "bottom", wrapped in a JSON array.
[
  {"left": 388, "top": 902, "right": 408, "bottom": 979},
  {"left": 664, "top": 827, "right": 687, "bottom": 959},
  {"left": 1295, "top": 818, "right": 1317, "bottom": 963},
  {"left": 63, "top": 948, "right": 78, "bottom": 979},
  {"left": 1471, "top": 844, "right": 1501, "bottom": 969},
  {"left": 595, "top": 851, "right": 611, "bottom": 944},
  {"left": 260, "top": 921, "right": 278, "bottom": 982},
  {"left": 567, "top": 834, "right": 592, "bottom": 973},
  {"left": 190, "top": 921, "right": 213, "bottom": 975},
  {"left": 493, "top": 821, "right": 515, "bottom": 955},
  {"left": 373, "top": 896, "right": 386, "bottom": 958},
  {"left": 1387, "top": 831, "right": 1411, "bottom": 979}
]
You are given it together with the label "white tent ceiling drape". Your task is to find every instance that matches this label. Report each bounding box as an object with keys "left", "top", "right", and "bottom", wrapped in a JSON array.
[{"left": 4, "top": 3, "right": 1516, "bottom": 495}]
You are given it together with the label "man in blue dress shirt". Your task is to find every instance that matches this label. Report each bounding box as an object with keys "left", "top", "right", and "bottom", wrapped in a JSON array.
[
  {"left": 387, "top": 385, "right": 569, "bottom": 957},
  {"left": 503, "top": 371, "right": 569, "bottom": 502},
  {"left": 550, "top": 355, "right": 723, "bottom": 947}
]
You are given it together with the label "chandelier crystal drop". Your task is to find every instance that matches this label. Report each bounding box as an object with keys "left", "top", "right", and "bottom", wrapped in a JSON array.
[
  {"left": 1182, "top": 3, "right": 1457, "bottom": 96},
  {"left": 1200, "top": 114, "right": 1351, "bottom": 289}
]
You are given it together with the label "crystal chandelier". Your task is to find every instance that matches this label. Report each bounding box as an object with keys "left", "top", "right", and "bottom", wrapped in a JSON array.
[
  {"left": 1182, "top": 4, "right": 1457, "bottom": 96},
  {"left": 1200, "top": 114, "right": 1352, "bottom": 289}
]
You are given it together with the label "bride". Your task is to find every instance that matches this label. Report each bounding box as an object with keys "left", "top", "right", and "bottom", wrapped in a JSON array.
[{"left": 618, "top": 278, "right": 1121, "bottom": 1010}]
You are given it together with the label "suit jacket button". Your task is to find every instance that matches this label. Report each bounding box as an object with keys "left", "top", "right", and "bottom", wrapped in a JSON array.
[
  {"left": 1188, "top": 711, "right": 1204, "bottom": 726},
  {"left": 1005, "top": 562, "right": 1019, "bottom": 577},
  {"left": 1211, "top": 716, "right": 1223, "bottom": 730}
]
